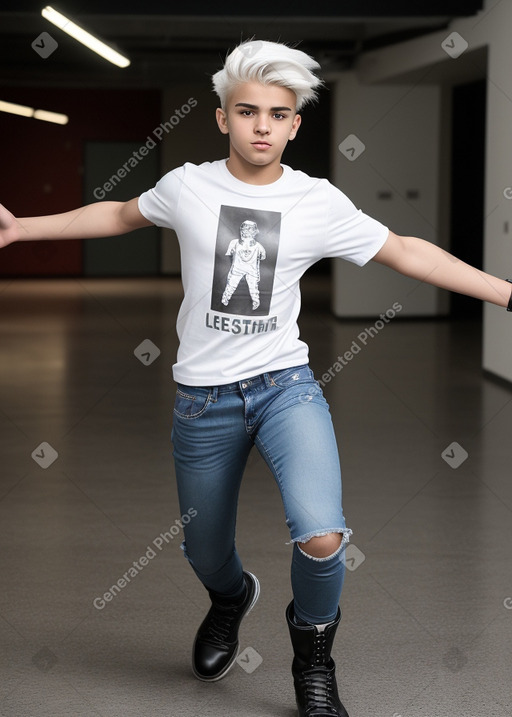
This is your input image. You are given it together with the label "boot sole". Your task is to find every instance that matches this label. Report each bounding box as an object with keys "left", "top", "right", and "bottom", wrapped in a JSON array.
[{"left": 192, "top": 571, "right": 260, "bottom": 682}]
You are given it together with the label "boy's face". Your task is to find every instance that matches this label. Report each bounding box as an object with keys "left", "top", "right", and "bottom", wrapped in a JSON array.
[{"left": 216, "top": 81, "right": 301, "bottom": 179}]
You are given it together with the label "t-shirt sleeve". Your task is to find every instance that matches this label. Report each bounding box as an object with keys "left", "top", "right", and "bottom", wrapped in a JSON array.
[
  {"left": 323, "top": 181, "right": 389, "bottom": 266},
  {"left": 137, "top": 165, "right": 185, "bottom": 229}
]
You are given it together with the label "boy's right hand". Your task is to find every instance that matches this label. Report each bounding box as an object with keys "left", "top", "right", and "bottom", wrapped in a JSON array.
[{"left": 0, "top": 204, "right": 21, "bottom": 248}]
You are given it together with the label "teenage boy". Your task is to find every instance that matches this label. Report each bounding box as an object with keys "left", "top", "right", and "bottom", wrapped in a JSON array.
[{"left": 1, "top": 40, "right": 511, "bottom": 717}]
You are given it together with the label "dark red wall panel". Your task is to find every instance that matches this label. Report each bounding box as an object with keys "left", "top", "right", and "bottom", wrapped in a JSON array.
[{"left": 0, "top": 87, "right": 160, "bottom": 276}]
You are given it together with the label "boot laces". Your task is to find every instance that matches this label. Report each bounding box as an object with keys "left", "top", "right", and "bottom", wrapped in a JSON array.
[
  {"left": 300, "top": 666, "right": 338, "bottom": 714},
  {"left": 300, "top": 632, "right": 339, "bottom": 715}
]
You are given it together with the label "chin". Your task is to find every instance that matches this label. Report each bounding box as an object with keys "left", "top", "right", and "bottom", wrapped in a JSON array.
[{"left": 249, "top": 153, "right": 277, "bottom": 165}]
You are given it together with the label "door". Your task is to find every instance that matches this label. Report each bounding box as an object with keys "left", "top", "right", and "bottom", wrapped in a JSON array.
[{"left": 83, "top": 141, "right": 160, "bottom": 276}]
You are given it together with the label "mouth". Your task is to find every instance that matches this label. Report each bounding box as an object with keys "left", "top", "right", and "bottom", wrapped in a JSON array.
[{"left": 251, "top": 141, "right": 271, "bottom": 149}]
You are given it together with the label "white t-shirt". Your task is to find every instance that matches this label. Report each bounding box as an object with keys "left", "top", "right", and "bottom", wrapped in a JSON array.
[{"left": 138, "top": 159, "right": 389, "bottom": 386}]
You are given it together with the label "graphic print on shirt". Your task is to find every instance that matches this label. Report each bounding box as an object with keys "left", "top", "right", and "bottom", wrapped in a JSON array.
[{"left": 211, "top": 205, "right": 281, "bottom": 317}]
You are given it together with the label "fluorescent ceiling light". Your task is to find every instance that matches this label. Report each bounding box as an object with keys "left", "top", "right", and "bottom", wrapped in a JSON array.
[
  {"left": 0, "top": 100, "right": 33, "bottom": 118},
  {"left": 0, "top": 99, "right": 69, "bottom": 125},
  {"left": 33, "top": 109, "right": 69, "bottom": 125},
  {"left": 41, "top": 5, "right": 130, "bottom": 68}
]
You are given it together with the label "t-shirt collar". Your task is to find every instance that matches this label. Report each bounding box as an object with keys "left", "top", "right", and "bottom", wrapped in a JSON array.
[{"left": 219, "top": 158, "right": 289, "bottom": 193}]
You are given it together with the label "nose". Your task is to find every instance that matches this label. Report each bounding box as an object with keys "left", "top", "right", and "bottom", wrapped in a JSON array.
[{"left": 254, "top": 115, "right": 270, "bottom": 134}]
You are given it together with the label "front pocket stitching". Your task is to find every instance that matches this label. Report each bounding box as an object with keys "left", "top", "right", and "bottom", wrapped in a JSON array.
[
  {"left": 176, "top": 389, "right": 197, "bottom": 401},
  {"left": 174, "top": 392, "right": 212, "bottom": 419}
]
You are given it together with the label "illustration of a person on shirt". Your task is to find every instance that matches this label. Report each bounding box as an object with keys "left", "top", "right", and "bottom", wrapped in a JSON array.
[{"left": 221, "top": 220, "right": 266, "bottom": 310}]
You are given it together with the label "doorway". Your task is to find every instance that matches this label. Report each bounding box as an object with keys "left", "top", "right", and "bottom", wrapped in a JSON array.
[
  {"left": 449, "top": 78, "right": 487, "bottom": 318},
  {"left": 83, "top": 141, "right": 161, "bottom": 276}
]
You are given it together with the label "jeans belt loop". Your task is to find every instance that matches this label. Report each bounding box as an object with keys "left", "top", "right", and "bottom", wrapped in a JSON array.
[{"left": 264, "top": 372, "right": 276, "bottom": 387}]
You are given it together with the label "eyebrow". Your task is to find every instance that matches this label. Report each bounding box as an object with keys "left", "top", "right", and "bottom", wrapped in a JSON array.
[{"left": 234, "top": 102, "right": 293, "bottom": 112}]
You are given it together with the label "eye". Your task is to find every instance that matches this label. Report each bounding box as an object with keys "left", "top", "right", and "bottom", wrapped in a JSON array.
[
  {"left": 273, "top": 113, "right": 287, "bottom": 120},
  {"left": 240, "top": 110, "right": 254, "bottom": 117}
]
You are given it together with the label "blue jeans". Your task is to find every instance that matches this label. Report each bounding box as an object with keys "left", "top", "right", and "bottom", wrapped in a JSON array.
[{"left": 171, "top": 364, "right": 352, "bottom": 624}]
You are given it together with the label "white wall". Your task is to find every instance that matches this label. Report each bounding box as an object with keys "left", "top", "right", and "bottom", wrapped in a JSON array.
[
  {"left": 329, "top": 0, "right": 512, "bottom": 383},
  {"left": 330, "top": 73, "right": 445, "bottom": 317}
]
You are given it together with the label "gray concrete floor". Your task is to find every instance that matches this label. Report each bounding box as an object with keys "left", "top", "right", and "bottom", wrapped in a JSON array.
[{"left": 0, "top": 277, "right": 511, "bottom": 717}]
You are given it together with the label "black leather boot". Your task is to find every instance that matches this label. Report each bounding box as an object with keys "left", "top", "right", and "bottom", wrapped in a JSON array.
[
  {"left": 192, "top": 571, "right": 260, "bottom": 681},
  {"left": 286, "top": 600, "right": 349, "bottom": 717}
]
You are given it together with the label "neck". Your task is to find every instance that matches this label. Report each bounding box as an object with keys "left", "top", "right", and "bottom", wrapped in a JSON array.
[{"left": 226, "top": 154, "right": 283, "bottom": 185}]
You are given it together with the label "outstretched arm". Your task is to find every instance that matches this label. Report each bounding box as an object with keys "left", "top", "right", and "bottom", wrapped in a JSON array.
[
  {"left": 373, "top": 230, "right": 511, "bottom": 309},
  {"left": 0, "top": 198, "right": 153, "bottom": 249}
]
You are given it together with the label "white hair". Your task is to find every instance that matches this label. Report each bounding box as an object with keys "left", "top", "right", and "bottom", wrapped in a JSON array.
[{"left": 212, "top": 39, "right": 323, "bottom": 112}]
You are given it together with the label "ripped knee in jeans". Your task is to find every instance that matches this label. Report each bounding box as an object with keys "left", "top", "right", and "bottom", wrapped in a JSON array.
[{"left": 296, "top": 529, "right": 352, "bottom": 561}]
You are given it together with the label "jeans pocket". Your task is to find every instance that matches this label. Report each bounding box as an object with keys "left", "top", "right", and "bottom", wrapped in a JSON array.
[{"left": 173, "top": 386, "right": 212, "bottom": 419}]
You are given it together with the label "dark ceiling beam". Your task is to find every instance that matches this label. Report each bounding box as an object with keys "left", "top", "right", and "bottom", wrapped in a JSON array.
[
  {"left": 0, "top": 4, "right": 484, "bottom": 88},
  {"left": 0, "top": 1, "right": 484, "bottom": 16}
]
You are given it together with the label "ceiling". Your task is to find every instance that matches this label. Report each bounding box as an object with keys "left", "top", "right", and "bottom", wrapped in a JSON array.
[{"left": 0, "top": 2, "right": 485, "bottom": 89}]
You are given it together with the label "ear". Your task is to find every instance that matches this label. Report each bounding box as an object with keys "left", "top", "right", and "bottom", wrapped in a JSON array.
[
  {"left": 216, "top": 107, "right": 230, "bottom": 135},
  {"left": 288, "top": 113, "right": 302, "bottom": 141}
]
